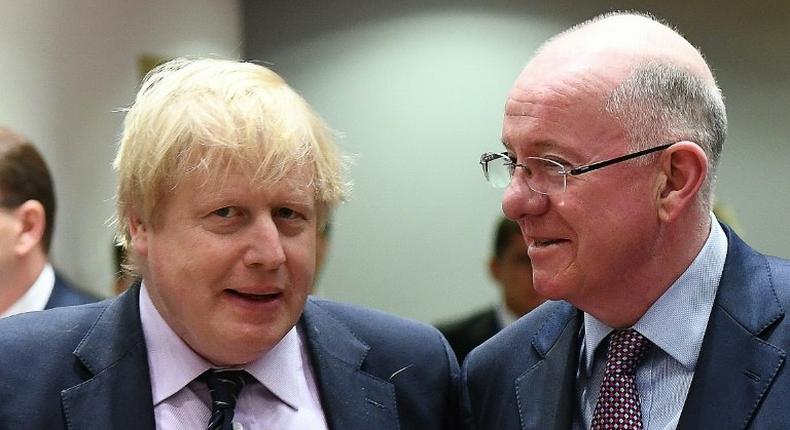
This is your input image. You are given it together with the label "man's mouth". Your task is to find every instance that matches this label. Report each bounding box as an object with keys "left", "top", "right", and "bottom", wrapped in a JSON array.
[
  {"left": 532, "top": 238, "right": 566, "bottom": 247},
  {"left": 227, "top": 290, "right": 283, "bottom": 302}
]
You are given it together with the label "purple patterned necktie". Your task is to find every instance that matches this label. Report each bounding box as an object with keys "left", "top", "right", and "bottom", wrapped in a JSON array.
[{"left": 591, "top": 329, "right": 652, "bottom": 430}]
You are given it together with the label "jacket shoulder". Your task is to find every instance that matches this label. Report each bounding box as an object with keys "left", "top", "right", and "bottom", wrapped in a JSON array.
[
  {"left": 306, "top": 297, "right": 450, "bottom": 355},
  {"left": 0, "top": 301, "right": 110, "bottom": 428},
  {"left": 436, "top": 307, "right": 499, "bottom": 364},
  {"left": 0, "top": 301, "right": 108, "bottom": 371},
  {"left": 466, "top": 300, "right": 574, "bottom": 369},
  {"left": 304, "top": 297, "right": 460, "bottom": 430},
  {"left": 48, "top": 272, "right": 101, "bottom": 308},
  {"left": 0, "top": 300, "right": 107, "bottom": 346}
]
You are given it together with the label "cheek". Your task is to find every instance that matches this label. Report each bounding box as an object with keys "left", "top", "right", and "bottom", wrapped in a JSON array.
[
  {"left": 148, "top": 230, "right": 235, "bottom": 285},
  {"left": 284, "top": 235, "right": 317, "bottom": 287}
]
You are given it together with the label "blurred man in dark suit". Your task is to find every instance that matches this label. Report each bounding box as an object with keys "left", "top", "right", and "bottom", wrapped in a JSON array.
[
  {"left": 437, "top": 217, "right": 544, "bottom": 363},
  {"left": 0, "top": 126, "right": 97, "bottom": 317}
]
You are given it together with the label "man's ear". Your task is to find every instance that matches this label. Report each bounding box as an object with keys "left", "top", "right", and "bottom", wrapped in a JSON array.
[
  {"left": 656, "top": 141, "right": 708, "bottom": 223},
  {"left": 14, "top": 200, "right": 46, "bottom": 256},
  {"left": 128, "top": 212, "right": 150, "bottom": 257},
  {"left": 489, "top": 257, "right": 503, "bottom": 283}
]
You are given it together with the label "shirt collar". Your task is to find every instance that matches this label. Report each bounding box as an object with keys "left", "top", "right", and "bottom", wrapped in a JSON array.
[
  {"left": 139, "top": 282, "right": 304, "bottom": 410},
  {"left": 582, "top": 214, "right": 728, "bottom": 372},
  {"left": 1, "top": 263, "right": 54, "bottom": 318},
  {"left": 139, "top": 283, "right": 212, "bottom": 406},
  {"left": 245, "top": 325, "right": 305, "bottom": 410}
]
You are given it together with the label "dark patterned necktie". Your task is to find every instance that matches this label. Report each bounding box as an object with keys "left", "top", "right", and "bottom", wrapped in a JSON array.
[
  {"left": 199, "top": 369, "right": 250, "bottom": 430},
  {"left": 591, "top": 329, "right": 652, "bottom": 430}
]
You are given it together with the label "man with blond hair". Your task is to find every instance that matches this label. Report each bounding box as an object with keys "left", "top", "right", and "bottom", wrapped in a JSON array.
[
  {"left": 0, "top": 58, "right": 458, "bottom": 429},
  {"left": 465, "top": 12, "right": 790, "bottom": 429}
]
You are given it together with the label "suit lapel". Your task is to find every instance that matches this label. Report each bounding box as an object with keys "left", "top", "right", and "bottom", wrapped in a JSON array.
[
  {"left": 678, "top": 226, "right": 786, "bottom": 429},
  {"left": 301, "top": 299, "right": 399, "bottom": 430},
  {"left": 60, "top": 284, "right": 155, "bottom": 430},
  {"left": 516, "top": 302, "right": 580, "bottom": 430}
]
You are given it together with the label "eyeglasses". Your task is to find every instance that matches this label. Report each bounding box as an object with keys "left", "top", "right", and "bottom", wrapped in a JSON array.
[{"left": 479, "top": 143, "right": 673, "bottom": 194}]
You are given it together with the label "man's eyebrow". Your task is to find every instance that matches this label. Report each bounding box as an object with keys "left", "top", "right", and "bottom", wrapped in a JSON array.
[
  {"left": 501, "top": 139, "right": 581, "bottom": 158},
  {"left": 500, "top": 138, "right": 559, "bottom": 153}
]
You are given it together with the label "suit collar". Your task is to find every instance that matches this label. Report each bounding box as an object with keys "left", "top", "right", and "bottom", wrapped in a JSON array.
[
  {"left": 510, "top": 226, "right": 786, "bottom": 429},
  {"left": 61, "top": 283, "right": 155, "bottom": 429},
  {"left": 707, "top": 224, "right": 783, "bottom": 335},
  {"left": 301, "top": 298, "right": 399, "bottom": 430},
  {"left": 516, "top": 301, "right": 580, "bottom": 430},
  {"left": 678, "top": 225, "right": 785, "bottom": 429}
]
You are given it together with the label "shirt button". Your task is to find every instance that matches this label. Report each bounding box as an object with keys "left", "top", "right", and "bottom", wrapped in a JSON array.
[{"left": 232, "top": 422, "right": 244, "bottom": 430}]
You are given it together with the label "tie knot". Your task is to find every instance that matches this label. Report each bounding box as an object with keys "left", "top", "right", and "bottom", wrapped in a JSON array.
[
  {"left": 199, "top": 369, "right": 250, "bottom": 412},
  {"left": 604, "top": 329, "right": 651, "bottom": 375}
]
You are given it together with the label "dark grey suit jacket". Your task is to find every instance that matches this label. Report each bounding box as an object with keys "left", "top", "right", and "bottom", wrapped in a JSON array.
[
  {"left": 45, "top": 272, "right": 98, "bottom": 309},
  {"left": 437, "top": 307, "right": 501, "bottom": 364},
  {"left": 0, "top": 284, "right": 459, "bottom": 429},
  {"left": 462, "top": 225, "right": 790, "bottom": 429}
]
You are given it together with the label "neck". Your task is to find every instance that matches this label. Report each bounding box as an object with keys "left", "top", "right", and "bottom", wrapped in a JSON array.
[
  {"left": 589, "top": 210, "right": 711, "bottom": 328},
  {"left": 0, "top": 251, "right": 47, "bottom": 314}
]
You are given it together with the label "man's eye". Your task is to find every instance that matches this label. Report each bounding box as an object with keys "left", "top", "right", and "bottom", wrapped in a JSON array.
[
  {"left": 213, "top": 207, "right": 238, "bottom": 218},
  {"left": 276, "top": 207, "right": 299, "bottom": 220},
  {"left": 544, "top": 156, "right": 572, "bottom": 168}
]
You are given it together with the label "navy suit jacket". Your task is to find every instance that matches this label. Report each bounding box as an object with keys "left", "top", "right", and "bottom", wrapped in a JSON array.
[
  {"left": 437, "top": 307, "right": 502, "bottom": 364},
  {"left": 44, "top": 272, "right": 98, "bottom": 309},
  {"left": 462, "top": 225, "right": 790, "bottom": 429},
  {"left": 0, "top": 284, "right": 459, "bottom": 429}
]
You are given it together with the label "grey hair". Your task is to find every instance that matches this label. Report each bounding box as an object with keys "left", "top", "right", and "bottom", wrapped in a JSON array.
[{"left": 604, "top": 60, "right": 727, "bottom": 208}]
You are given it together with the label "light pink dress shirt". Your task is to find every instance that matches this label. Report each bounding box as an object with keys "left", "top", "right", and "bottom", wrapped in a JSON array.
[{"left": 139, "top": 284, "right": 329, "bottom": 430}]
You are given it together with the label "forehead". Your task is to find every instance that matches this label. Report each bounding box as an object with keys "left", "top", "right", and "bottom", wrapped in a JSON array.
[
  {"left": 159, "top": 162, "right": 316, "bottom": 213},
  {"left": 200, "top": 163, "right": 311, "bottom": 196},
  {"left": 502, "top": 64, "right": 626, "bottom": 157}
]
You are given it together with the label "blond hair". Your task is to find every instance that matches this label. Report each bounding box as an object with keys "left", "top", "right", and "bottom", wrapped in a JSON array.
[{"left": 114, "top": 58, "right": 347, "bottom": 258}]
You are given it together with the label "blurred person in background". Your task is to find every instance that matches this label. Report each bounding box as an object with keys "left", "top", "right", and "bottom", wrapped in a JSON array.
[
  {"left": 0, "top": 126, "right": 97, "bottom": 318},
  {"left": 437, "top": 217, "right": 544, "bottom": 363}
]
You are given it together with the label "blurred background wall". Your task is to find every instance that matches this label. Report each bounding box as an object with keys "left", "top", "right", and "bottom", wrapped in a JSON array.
[
  {"left": 0, "top": 0, "right": 240, "bottom": 300},
  {"left": 244, "top": 0, "right": 790, "bottom": 322},
  {"left": 1, "top": 0, "right": 787, "bottom": 323}
]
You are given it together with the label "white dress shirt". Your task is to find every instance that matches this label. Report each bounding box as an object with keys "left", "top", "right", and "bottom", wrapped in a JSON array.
[
  {"left": 139, "top": 284, "right": 329, "bottom": 430},
  {"left": 1, "top": 263, "right": 54, "bottom": 318}
]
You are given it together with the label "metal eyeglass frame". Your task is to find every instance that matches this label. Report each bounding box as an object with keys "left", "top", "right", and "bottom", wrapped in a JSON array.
[{"left": 480, "top": 143, "right": 673, "bottom": 194}]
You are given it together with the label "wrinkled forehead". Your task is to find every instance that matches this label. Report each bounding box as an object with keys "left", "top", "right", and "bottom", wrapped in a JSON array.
[
  {"left": 502, "top": 59, "right": 629, "bottom": 157},
  {"left": 513, "top": 45, "right": 637, "bottom": 103},
  {"left": 505, "top": 55, "right": 622, "bottom": 125}
]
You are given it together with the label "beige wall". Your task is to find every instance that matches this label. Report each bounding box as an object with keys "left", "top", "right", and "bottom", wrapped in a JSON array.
[
  {"left": 0, "top": 0, "right": 241, "bottom": 297},
  {"left": 244, "top": 1, "right": 790, "bottom": 322},
  {"left": 1, "top": 1, "right": 786, "bottom": 320}
]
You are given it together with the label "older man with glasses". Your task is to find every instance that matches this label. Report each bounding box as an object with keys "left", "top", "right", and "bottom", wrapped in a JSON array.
[{"left": 463, "top": 11, "right": 790, "bottom": 430}]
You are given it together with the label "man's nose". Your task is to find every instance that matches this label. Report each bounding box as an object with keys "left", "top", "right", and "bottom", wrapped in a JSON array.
[
  {"left": 243, "top": 214, "right": 286, "bottom": 270},
  {"left": 502, "top": 172, "right": 549, "bottom": 220}
]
